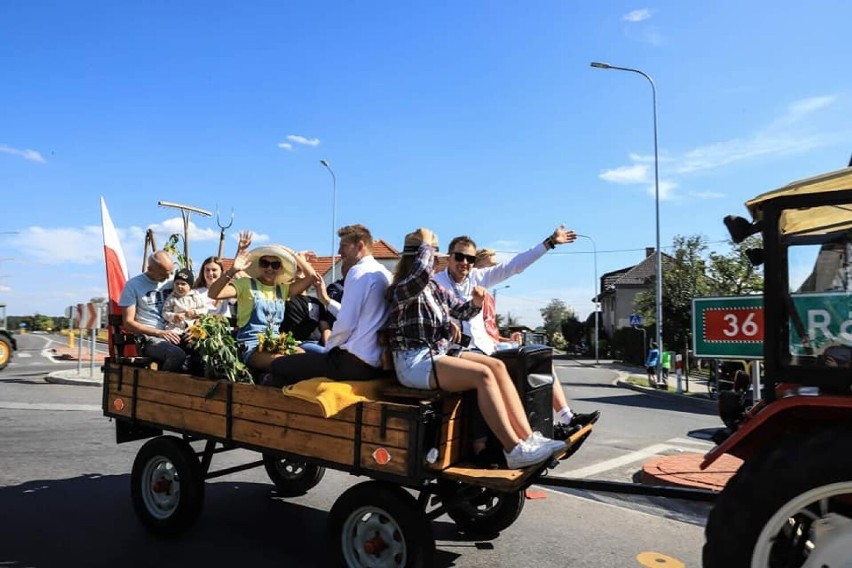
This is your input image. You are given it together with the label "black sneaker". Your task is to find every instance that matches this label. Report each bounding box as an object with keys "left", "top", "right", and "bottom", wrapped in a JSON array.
[
  {"left": 553, "top": 422, "right": 581, "bottom": 441},
  {"left": 570, "top": 410, "right": 601, "bottom": 427}
]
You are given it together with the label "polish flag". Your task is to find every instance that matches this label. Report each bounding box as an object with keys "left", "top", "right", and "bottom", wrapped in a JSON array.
[{"left": 100, "top": 197, "right": 128, "bottom": 316}]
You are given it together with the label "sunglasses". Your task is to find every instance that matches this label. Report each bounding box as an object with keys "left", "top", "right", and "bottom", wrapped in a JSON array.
[
  {"left": 259, "top": 258, "right": 282, "bottom": 270},
  {"left": 452, "top": 252, "right": 477, "bottom": 264}
]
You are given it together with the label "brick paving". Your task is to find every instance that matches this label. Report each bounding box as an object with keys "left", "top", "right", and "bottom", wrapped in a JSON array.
[{"left": 642, "top": 453, "right": 742, "bottom": 491}]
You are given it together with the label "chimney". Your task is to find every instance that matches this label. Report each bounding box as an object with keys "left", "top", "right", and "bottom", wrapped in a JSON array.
[{"left": 646, "top": 247, "right": 655, "bottom": 258}]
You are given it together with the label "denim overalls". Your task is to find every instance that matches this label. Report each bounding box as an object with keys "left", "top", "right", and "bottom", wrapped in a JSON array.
[{"left": 236, "top": 279, "right": 285, "bottom": 364}]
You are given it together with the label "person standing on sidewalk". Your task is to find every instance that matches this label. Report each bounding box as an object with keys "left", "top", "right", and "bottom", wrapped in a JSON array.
[
  {"left": 433, "top": 227, "right": 600, "bottom": 437},
  {"left": 645, "top": 342, "right": 660, "bottom": 388}
]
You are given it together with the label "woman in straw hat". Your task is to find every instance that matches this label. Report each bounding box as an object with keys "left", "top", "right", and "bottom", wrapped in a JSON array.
[
  {"left": 207, "top": 244, "right": 318, "bottom": 372},
  {"left": 385, "top": 228, "right": 565, "bottom": 469}
]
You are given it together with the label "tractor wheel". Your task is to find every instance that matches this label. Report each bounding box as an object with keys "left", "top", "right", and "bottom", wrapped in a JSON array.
[
  {"left": 703, "top": 427, "right": 852, "bottom": 567},
  {"left": 0, "top": 336, "right": 11, "bottom": 370}
]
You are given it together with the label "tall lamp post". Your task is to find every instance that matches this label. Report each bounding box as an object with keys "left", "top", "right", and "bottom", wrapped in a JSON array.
[
  {"left": 577, "top": 234, "right": 599, "bottom": 365},
  {"left": 320, "top": 159, "right": 338, "bottom": 281},
  {"left": 492, "top": 285, "right": 510, "bottom": 306},
  {"left": 591, "top": 61, "right": 663, "bottom": 382}
]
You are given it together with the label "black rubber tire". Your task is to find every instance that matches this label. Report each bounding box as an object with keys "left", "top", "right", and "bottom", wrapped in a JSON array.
[
  {"left": 0, "top": 336, "right": 11, "bottom": 370},
  {"left": 328, "top": 480, "right": 435, "bottom": 568},
  {"left": 440, "top": 481, "right": 525, "bottom": 536},
  {"left": 130, "top": 436, "right": 204, "bottom": 537},
  {"left": 262, "top": 453, "right": 325, "bottom": 497},
  {"left": 703, "top": 427, "right": 852, "bottom": 567}
]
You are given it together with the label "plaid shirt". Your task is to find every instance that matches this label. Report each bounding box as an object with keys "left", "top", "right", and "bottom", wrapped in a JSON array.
[{"left": 387, "top": 243, "right": 481, "bottom": 352}]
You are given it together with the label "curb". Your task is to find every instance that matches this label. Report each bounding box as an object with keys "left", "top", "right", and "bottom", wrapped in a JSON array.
[
  {"left": 616, "top": 379, "right": 717, "bottom": 410},
  {"left": 45, "top": 370, "right": 103, "bottom": 387}
]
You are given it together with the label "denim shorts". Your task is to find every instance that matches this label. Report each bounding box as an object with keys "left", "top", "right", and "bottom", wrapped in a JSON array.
[{"left": 392, "top": 346, "right": 445, "bottom": 390}]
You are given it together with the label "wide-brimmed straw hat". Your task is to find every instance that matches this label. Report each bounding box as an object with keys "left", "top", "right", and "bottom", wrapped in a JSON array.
[
  {"left": 401, "top": 229, "right": 439, "bottom": 255},
  {"left": 245, "top": 245, "right": 298, "bottom": 286}
]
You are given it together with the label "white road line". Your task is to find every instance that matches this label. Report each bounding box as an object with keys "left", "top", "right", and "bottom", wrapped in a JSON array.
[
  {"left": 667, "top": 437, "right": 714, "bottom": 448},
  {"left": 16, "top": 353, "right": 32, "bottom": 358},
  {"left": 0, "top": 402, "right": 101, "bottom": 411},
  {"left": 560, "top": 443, "right": 706, "bottom": 479}
]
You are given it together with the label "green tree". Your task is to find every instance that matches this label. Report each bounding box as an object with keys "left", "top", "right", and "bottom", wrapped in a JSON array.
[
  {"left": 708, "top": 235, "right": 764, "bottom": 295},
  {"left": 31, "top": 313, "right": 55, "bottom": 331},
  {"left": 539, "top": 299, "right": 575, "bottom": 341},
  {"left": 635, "top": 235, "right": 713, "bottom": 349}
]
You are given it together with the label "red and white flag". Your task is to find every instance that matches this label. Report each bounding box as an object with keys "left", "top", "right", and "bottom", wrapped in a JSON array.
[{"left": 100, "top": 197, "right": 128, "bottom": 315}]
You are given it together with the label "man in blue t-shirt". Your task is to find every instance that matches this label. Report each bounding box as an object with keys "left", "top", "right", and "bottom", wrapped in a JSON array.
[{"left": 118, "top": 250, "right": 185, "bottom": 371}]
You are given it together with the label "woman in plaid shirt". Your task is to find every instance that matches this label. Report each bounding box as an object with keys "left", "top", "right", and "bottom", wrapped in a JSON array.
[{"left": 386, "top": 228, "right": 565, "bottom": 469}]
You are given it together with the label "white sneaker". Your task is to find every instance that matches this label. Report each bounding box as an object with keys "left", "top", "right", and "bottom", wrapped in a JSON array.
[
  {"left": 503, "top": 440, "right": 554, "bottom": 469},
  {"left": 526, "top": 431, "right": 566, "bottom": 453}
]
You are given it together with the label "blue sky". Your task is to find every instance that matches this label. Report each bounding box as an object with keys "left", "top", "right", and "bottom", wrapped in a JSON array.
[{"left": 2, "top": 1, "right": 851, "bottom": 327}]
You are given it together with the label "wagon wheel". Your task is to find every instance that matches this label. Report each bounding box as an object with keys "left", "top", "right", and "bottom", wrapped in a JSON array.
[
  {"left": 130, "top": 436, "right": 204, "bottom": 536},
  {"left": 328, "top": 481, "right": 434, "bottom": 568},
  {"left": 437, "top": 480, "right": 525, "bottom": 536},
  {"left": 704, "top": 428, "right": 852, "bottom": 567},
  {"left": 262, "top": 453, "right": 325, "bottom": 497}
]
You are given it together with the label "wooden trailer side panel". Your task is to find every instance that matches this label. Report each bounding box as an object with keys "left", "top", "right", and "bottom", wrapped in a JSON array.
[{"left": 103, "top": 362, "right": 467, "bottom": 480}]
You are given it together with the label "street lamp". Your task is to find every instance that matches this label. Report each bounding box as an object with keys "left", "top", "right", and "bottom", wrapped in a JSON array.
[
  {"left": 576, "top": 234, "right": 599, "bottom": 365},
  {"left": 492, "top": 285, "right": 510, "bottom": 306},
  {"left": 320, "top": 159, "right": 338, "bottom": 281},
  {"left": 591, "top": 61, "right": 663, "bottom": 382}
]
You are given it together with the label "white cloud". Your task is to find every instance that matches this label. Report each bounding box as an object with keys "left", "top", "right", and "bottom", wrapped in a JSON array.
[
  {"left": 599, "top": 94, "right": 839, "bottom": 199},
  {"left": 788, "top": 95, "right": 836, "bottom": 117},
  {"left": 599, "top": 164, "right": 648, "bottom": 184},
  {"left": 0, "top": 144, "right": 46, "bottom": 163},
  {"left": 277, "top": 142, "right": 293, "bottom": 151},
  {"left": 688, "top": 190, "right": 725, "bottom": 200},
  {"left": 623, "top": 9, "right": 651, "bottom": 22},
  {"left": 647, "top": 180, "right": 678, "bottom": 200},
  {"left": 286, "top": 134, "right": 321, "bottom": 147},
  {"left": 0, "top": 284, "right": 10, "bottom": 293}
]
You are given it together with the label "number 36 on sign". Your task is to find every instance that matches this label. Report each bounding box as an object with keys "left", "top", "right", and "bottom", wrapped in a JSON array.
[{"left": 692, "top": 296, "right": 764, "bottom": 358}]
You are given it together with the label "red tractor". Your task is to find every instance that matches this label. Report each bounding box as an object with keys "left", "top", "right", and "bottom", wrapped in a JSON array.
[{"left": 702, "top": 166, "right": 852, "bottom": 566}]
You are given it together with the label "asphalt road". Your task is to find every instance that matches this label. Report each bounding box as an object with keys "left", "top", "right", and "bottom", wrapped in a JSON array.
[{"left": 0, "top": 334, "right": 719, "bottom": 567}]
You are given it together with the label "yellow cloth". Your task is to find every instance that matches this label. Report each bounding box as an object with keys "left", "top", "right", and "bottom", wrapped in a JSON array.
[{"left": 281, "top": 377, "right": 392, "bottom": 417}]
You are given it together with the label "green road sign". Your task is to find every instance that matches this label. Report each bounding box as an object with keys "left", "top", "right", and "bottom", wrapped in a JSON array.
[{"left": 692, "top": 296, "right": 764, "bottom": 359}]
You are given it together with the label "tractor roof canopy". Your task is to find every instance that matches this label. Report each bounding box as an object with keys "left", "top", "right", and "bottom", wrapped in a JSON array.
[{"left": 745, "top": 167, "right": 852, "bottom": 237}]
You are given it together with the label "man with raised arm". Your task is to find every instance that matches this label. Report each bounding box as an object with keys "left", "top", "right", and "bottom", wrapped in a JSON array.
[{"left": 433, "top": 226, "right": 600, "bottom": 436}]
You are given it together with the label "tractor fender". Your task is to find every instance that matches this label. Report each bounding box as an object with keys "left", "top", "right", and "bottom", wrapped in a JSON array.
[{"left": 702, "top": 393, "right": 852, "bottom": 468}]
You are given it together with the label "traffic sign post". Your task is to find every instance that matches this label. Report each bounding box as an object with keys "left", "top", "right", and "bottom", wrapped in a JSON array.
[{"left": 692, "top": 296, "right": 764, "bottom": 359}]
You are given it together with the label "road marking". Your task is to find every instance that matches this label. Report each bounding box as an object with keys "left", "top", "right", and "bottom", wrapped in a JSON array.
[
  {"left": 0, "top": 401, "right": 101, "bottom": 411},
  {"left": 16, "top": 352, "right": 32, "bottom": 358},
  {"left": 637, "top": 552, "right": 685, "bottom": 567},
  {"left": 562, "top": 444, "right": 672, "bottom": 478},
  {"left": 667, "top": 437, "right": 714, "bottom": 448},
  {"left": 561, "top": 442, "right": 710, "bottom": 479}
]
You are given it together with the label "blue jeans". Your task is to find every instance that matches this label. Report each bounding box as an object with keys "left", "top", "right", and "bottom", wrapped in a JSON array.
[{"left": 142, "top": 337, "right": 187, "bottom": 372}]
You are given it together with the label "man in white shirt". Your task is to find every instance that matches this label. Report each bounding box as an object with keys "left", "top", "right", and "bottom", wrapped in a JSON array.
[
  {"left": 433, "top": 226, "right": 600, "bottom": 435},
  {"left": 267, "top": 224, "right": 392, "bottom": 386}
]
